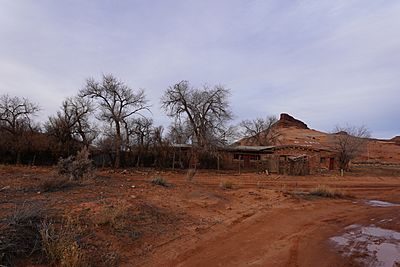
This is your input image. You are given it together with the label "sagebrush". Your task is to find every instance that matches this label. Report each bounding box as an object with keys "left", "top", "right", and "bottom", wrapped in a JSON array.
[
  {"left": 57, "top": 147, "right": 94, "bottom": 181},
  {"left": 0, "top": 203, "right": 44, "bottom": 265},
  {"left": 0, "top": 203, "right": 89, "bottom": 267},
  {"left": 151, "top": 177, "right": 168, "bottom": 187},
  {"left": 219, "top": 180, "right": 233, "bottom": 189}
]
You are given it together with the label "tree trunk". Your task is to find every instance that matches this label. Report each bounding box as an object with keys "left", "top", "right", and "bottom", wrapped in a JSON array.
[
  {"left": 16, "top": 150, "right": 21, "bottom": 165},
  {"left": 115, "top": 122, "right": 122, "bottom": 169}
]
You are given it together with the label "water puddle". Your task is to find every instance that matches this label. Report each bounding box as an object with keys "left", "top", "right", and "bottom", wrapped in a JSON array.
[
  {"left": 330, "top": 224, "right": 400, "bottom": 267},
  {"left": 365, "top": 200, "right": 399, "bottom": 207}
]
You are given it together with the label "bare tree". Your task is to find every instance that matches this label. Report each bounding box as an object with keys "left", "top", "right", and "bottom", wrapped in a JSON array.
[
  {"left": 80, "top": 74, "right": 149, "bottom": 168},
  {"left": 167, "top": 120, "right": 192, "bottom": 145},
  {"left": 123, "top": 117, "right": 154, "bottom": 166},
  {"left": 46, "top": 96, "right": 97, "bottom": 155},
  {"left": 161, "top": 81, "right": 233, "bottom": 148},
  {"left": 151, "top": 125, "right": 170, "bottom": 168},
  {"left": 0, "top": 94, "right": 40, "bottom": 163},
  {"left": 332, "top": 125, "right": 371, "bottom": 170},
  {"left": 239, "top": 116, "right": 280, "bottom": 146}
]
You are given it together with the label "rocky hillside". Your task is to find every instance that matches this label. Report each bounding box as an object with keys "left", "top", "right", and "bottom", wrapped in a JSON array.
[{"left": 237, "top": 113, "right": 400, "bottom": 164}]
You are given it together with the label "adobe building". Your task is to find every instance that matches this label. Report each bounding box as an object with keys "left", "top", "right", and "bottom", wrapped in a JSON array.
[
  {"left": 221, "top": 113, "right": 339, "bottom": 175},
  {"left": 220, "top": 144, "right": 338, "bottom": 175}
]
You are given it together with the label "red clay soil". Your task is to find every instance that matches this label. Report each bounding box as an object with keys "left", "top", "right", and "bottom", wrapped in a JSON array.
[{"left": 0, "top": 166, "right": 399, "bottom": 266}]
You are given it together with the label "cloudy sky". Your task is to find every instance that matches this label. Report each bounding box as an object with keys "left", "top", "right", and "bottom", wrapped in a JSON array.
[{"left": 1, "top": 0, "right": 399, "bottom": 138}]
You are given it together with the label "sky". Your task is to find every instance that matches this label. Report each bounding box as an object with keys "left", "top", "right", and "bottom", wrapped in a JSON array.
[{"left": 0, "top": 0, "right": 399, "bottom": 139}]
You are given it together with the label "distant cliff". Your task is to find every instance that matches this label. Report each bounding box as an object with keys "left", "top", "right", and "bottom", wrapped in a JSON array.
[{"left": 275, "top": 113, "right": 309, "bottom": 129}]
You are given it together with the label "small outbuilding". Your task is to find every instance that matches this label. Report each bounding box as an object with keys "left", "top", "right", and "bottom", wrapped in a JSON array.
[{"left": 220, "top": 144, "right": 338, "bottom": 175}]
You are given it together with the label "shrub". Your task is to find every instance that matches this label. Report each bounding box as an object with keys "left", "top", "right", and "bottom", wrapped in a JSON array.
[
  {"left": 186, "top": 168, "right": 196, "bottom": 182},
  {"left": 57, "top": 147, "right": 94, "bottom": 181},
  {"left": 309, "top": 185, "right": 346, "bottom": 198},
  {"left": 95, "top": 201, "right": 129, "bottom": 231},
  {"left": 0, "top": 203, "right": 45, "bottom": 265},
  {"left": 39, "top": 177, "right": 74, "bottom": 193},
  {"left": 151, "top": 177, "right": 168, "bottom": 187},
  {"left": 40, "top": 217, "right": 88, "bottom": 267},
  {"left": 0, "top": 204, "right": 89, "bottom": 267},
  {"left": 219, "top": 180, "right": 233, "bottom": 190}
]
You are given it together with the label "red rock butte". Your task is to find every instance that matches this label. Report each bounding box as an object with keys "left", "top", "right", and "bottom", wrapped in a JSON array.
[{"left": 276, "top": 113, "right": 309, "bottom": 129}]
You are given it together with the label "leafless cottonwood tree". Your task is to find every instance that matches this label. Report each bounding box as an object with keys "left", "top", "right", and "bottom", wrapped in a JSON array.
[
  {"left": 161, "top": 80, "right": 233, "bottom": 148},
  {"left": 332, "top": 125, "right": 371, "bottom": 170},
  {"left": 0, "top": 94, "right": 40, "bottom": 163},
  {"left": 239, "top": 116, "right": 280, "bottom": 145},
  {"left": 46, "top": 96, "right": 97, "bottom": 154},
  {"left": 123, "top": 117, "right": 154, "bottom": 166},
  {"left": 167, "top": 120, "right": 192, "bottom": 145},
  {"left": 80, "top": 74, "right": 149, "bottom": 168}
]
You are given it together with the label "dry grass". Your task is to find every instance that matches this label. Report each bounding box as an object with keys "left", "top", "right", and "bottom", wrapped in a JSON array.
[
  {"left": 0, "top": 203, "right": 45, "bottom": 265},
  {"left": 0, "top": 202, "right": 89, "bottom": 267},
  {"left": 150, "top": 177, "right": 168, "bottom": 187},
  {"left": 219, "top": 180, "right": 233, "bottom": 190},
  {"left": 40, "top": 217, "right": 89, "bottom": 267},
  {"left": 309, "top": 185, "right": 348, "bottom": 198},
  {"left": 95, "top": 201, "right": 130, "bottom": 230},
  {"left": 186, "top": 169, "right": 196, "bottom": 182},
  {"left": 39, "top": 176, "right": 75, "bottom": 193}
]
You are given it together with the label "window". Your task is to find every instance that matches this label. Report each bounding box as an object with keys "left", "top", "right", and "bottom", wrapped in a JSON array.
[
  {"left": 320, "top": 157, "right": 326, "bottom": 163},
  {"left": 233, "top": 154, "right": 242, "bottom": 160},
  {"left": 249, "top": 154, "right": 260, "bottom": 161}
]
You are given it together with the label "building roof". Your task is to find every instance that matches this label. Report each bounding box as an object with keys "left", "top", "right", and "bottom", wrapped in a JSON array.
[
  {"left": 171, "top": 143, "right": 193, "bottom": 149},
  {"left": 223, "top": 145, "right": 274, "bottom": 152},
  {"left": 224, "top": 144, "right": 334, "bottom": 153}
]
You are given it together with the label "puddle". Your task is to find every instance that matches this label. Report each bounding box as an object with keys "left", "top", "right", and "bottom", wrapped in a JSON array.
[
  {"left": 365, "top": 200, "right": 399, "bottom": 207},
  {"left": 330, "top": 224, "right": 400, "bottom": 267}
]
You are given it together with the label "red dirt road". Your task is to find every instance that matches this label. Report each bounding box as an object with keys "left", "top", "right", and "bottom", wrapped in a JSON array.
[
  {"left": 140, "top": 174, "right": 400, "bottom": 267},
  {"left": 1, "top": 166, "right": 399, "bottom": 266}
]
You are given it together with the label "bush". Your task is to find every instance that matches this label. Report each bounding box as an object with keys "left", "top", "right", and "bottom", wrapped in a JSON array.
[
  {"left": 0, "top": 203, "right": 89, "bottom": 267},
  {"left": 40, "top": 217, "right": 88, "bottom": 267},
  {"left": 39, "top": 177, "right": 74, "bottom": 193},
  {"left": 151, "top": 177, "right": 168, "bottom": 187},
  {"left": 186, "top": 169, "right": 196, "bottom": 182},
  {"left": 0, "top": 203, "right": 45, "bottom": 265},
  {"left": 95, "top": 201, "right": 129, "bottom": 230},
  {"left": 57, "top": 147, "right": 94, "bottom": 181},
  {"left": 219, "top": 180, "right": 233, "bottom": 190},
  {"left": 309, "top": 185, "right": 346, "bottom": 198}
]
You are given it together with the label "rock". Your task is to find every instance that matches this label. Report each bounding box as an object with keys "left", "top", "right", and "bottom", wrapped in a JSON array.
[
  {"left": 391, "top": 136, "right": 400, "bottom": 144},
  {"left": 276, "top": 113, "right": 309, "bottom": 129}
]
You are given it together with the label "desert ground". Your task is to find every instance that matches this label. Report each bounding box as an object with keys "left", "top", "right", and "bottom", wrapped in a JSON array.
[{"left": 1, "top": 166, "right": 399, "bottom": 267}]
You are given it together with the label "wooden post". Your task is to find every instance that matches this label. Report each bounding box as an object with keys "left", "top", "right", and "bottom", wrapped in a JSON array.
[
  {"left": 172, "top": 149, "right": 176, "bottom": 170},
  {"left": 217, "top": 154, "right": 220, "bottom": 172}
]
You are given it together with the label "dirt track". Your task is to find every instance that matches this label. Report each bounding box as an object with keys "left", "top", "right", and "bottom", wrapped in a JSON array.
[
  {"left": 151, "top": 201, "right": 399, "bottom": 267},
  {"left": 140, "top": 173, "right": 400, "bottom": 267},
  {"left": 0, "top": 167, "right": 399, "bottom": 266}
]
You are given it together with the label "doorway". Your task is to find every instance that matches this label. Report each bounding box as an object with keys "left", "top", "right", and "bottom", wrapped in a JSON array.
[{"left": 329, "top": 158, "right": 335, "bottom": 170}]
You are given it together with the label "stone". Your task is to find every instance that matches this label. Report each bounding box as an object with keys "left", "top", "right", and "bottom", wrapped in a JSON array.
[{"left": 277, "top": 113, "right": 309, "bottom": 129}]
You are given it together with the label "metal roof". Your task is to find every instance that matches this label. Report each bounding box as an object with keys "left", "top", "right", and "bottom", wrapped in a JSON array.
[{"left": 224, "top": 145, "right": 275, "bottom": 152}]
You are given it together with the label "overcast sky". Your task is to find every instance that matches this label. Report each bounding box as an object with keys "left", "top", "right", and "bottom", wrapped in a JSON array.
[{"left": 1, "top": 0, "right": 399, "bottom": 139}]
